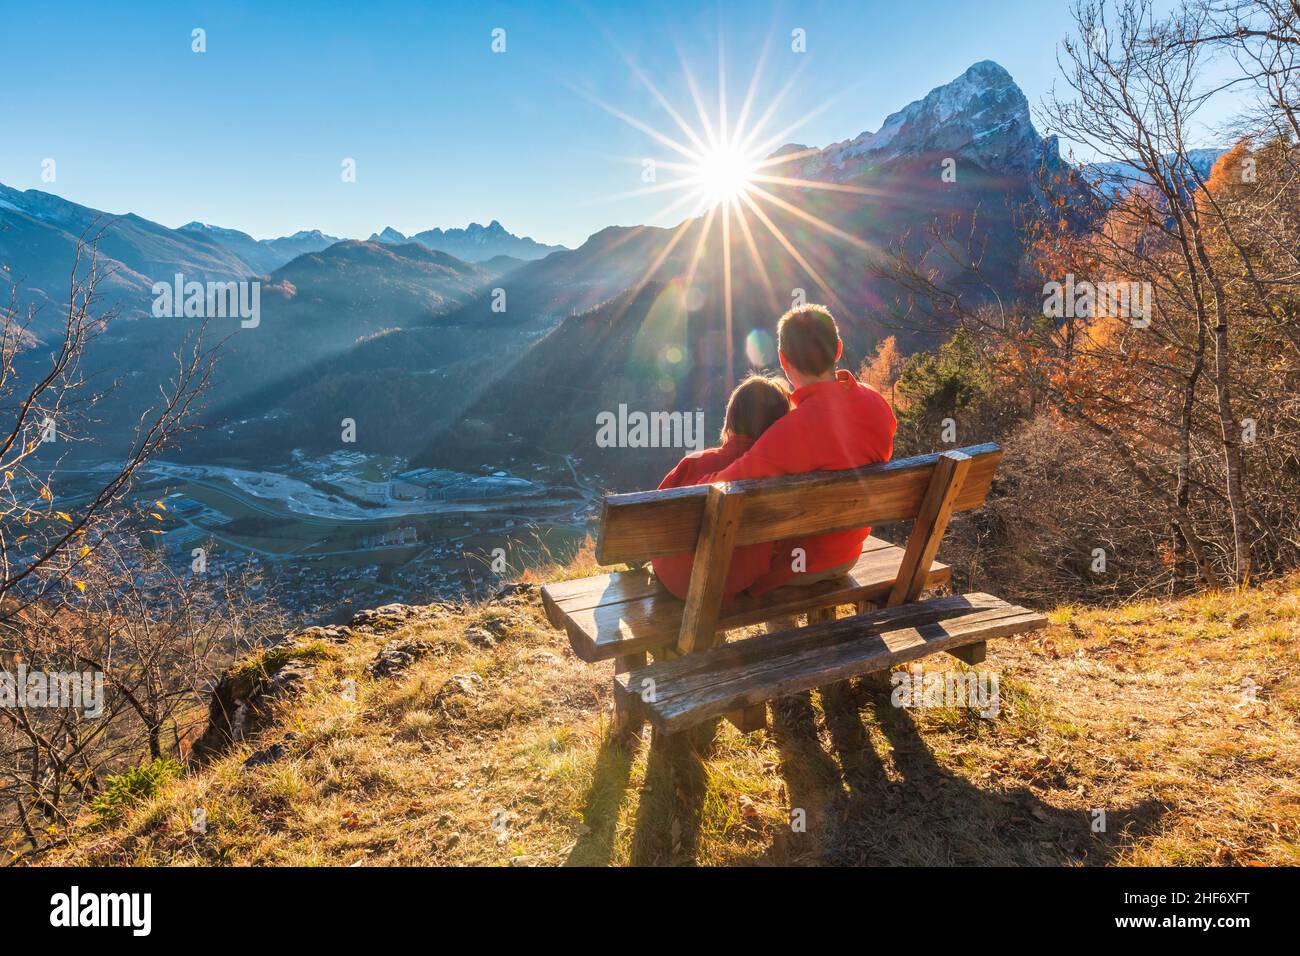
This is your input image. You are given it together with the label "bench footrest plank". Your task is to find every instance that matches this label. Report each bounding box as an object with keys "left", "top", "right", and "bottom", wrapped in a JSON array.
[{"left": 613, "top": 593, "right": 1046, "bottom": 733}]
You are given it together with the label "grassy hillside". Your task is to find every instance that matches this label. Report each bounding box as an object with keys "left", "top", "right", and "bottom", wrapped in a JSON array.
[{"left": 50, "top": 567, "right": 1299, "bottom": 867}]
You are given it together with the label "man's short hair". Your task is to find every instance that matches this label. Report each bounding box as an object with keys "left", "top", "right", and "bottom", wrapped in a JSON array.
[{"left": 777, "top": 304, "right": 840, "bottom": 376}]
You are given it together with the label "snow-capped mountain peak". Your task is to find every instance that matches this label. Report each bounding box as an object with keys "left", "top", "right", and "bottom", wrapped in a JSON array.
[
  {"left": 369, "top": 226, "right": 409, "bottom": 243},
  {"left": 777, "top": 60, "right": 1059, "bottom": 182}
]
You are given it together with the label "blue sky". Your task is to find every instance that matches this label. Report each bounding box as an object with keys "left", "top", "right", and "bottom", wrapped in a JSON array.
[{"left": 3, "top": 0, "right": 1232, "bottom": 248}]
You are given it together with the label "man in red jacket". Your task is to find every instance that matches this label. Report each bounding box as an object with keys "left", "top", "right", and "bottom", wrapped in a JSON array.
[{"left": 697, "top": 304, "right": 897, "bottom": 595}]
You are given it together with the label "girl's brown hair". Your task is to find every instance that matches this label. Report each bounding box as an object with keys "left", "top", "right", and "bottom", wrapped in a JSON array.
[{"left": 722, "top": 373, "right": 791, "bottom": 442}]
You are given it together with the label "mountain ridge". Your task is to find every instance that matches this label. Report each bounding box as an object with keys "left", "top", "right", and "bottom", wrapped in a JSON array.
[
  {"left": 367, "top": 220, "right": 564, "bottom": 262},
  {"left": 0, "top": 183, "right": 257, "bottom": 333},
  {"left": 178, "top": 221, "right": 342, "bottom": 274}
]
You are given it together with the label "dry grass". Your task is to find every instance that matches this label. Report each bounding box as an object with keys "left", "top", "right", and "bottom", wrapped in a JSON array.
[{"left": 48, "top": 573, "right": 1300, "bottom": 867}]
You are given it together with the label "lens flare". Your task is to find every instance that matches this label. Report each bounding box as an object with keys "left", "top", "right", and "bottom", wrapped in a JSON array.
[{"left": 745, "top": 328, "right": 774, "bottom": 367}]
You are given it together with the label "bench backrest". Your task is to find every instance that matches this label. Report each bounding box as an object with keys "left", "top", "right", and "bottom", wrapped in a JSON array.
[
  {"left": 595, "top": 442, "right": 1003, "bottom": 655},
  {"left": 596, "top": 442, "right": 1002, "bottom": 564}
]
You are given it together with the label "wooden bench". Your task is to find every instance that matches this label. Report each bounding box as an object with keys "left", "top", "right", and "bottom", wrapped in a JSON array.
[{"left": 540, "top": 442, "right": 1047, "bottom": 735}]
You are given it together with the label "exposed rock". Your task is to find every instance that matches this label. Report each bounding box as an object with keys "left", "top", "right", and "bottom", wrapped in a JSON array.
[
  {"left": 243, "top": 733, "right": 299, "bottom": 770},
  {"left": 475, "top": 606, "right": 533, "bottom": 642},
  {"left": 367, "top": 639, "right": 437, "bottom": 679},
  {"left": 351, "top": 603, "right": 420, "bottom": 631},
  {"left": 493, "top": 582, "right": 537, "bottom": 602},
  {"left": 351, "top": 602, "right": 452, "bottom": 634},
  {"left": 464, "top": 626, "right": 497, "bottom": 649},
  {"left": 432, "top": 673, "right": 484, "bottom": 719},
  {"left": 295, "top": 624, "right": 353, "bottom": 644},
  {"left": 481, "top": 616, "right": 514, "bottom": 638}
]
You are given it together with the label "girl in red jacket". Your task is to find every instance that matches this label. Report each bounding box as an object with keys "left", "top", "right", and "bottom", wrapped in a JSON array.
[{"left": 650, "top": 374, "right": 791, "bottom": 601}]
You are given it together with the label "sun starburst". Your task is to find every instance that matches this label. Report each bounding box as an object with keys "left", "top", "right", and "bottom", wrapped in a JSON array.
[{"left": 581, "top": 37, "right": 888, "bottom": 389}]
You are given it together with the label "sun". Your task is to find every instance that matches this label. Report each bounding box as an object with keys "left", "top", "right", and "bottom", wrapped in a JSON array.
[{"left": 692, "top": 142, "right": 758, "bottom": 208}]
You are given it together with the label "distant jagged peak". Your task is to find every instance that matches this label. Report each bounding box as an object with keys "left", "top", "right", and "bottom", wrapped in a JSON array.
[
  {"left": 181, "top": 221, "right": 337, "bottom": 246},
  {"left": 369, "top": 226, "right": 409, "bottom": 243},
  {"left": 371, "top": 219, "right": 564, "bottom": 262},
  {"left": 282, "top": 228, "right": 334, "bottom": 241},
  {"left": 1082, "top": 147, "right": 1229, "bottom": 199},
  {"left": 777, "top": 59, "right": 1054, "bottom": 181},
  {"left": 178, "top": 220, "right": 258, "bottom": 243},
  {"left": 416, "top": 219, "right": 514, "bottom": 240}
]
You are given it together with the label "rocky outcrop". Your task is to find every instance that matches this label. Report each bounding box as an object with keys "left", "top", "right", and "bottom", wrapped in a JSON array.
[
  {"left": 243, "top": 734, "right": 299, "bottom": 770},
  {"left": 186, "top": 640, "right": 328, "bottom": 766},
  {"left": 351, "top": 602, "right": 452, "bottom": 631},
  {"left": 186, "top": 601, "right": 455, "bottom": 766}
]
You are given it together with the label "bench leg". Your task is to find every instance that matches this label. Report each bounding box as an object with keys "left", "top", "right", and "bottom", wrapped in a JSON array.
[
  {"left": 725, "top": 703, "right": 767, "bottom": 734},
  {"left": 718, "top": 627, "right": 767, "bottom": 731},
  {"left": 947, "top": 640, "right": 987, "bottom": 665},
  {"left": 615, "top": 652, "right": 647, "bottom": 674},
  {"left": 811, "top": 606, "right": 868, "bottom": 705},
  {"left": 650, "top": 645, "right": 726, "bottom": 749},
  {"left": 855, "top": 600, "right": 893, "bottom": 692},
  {"left": 612, "top": 653, "right": 647, "bottom": 736}
]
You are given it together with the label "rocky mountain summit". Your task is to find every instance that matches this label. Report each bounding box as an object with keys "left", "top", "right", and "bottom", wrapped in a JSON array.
[{"left": 778, "top": 60, "right": 1063, "bottom": 181}]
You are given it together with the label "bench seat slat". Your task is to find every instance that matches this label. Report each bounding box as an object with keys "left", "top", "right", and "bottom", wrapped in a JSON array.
[
  {"left": 613, "top": 593, "right": 1048, "bottom": 733},
  {"left": 542, "top": 535, "right": 900, "bottom": 616},
  {"left": 542, "top": 537, "right": 950, "bottom": 663}
]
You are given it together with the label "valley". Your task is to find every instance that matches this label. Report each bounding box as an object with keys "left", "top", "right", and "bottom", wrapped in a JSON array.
[{"left": 55, "top": 450, "right": 596, "bottom": 624}]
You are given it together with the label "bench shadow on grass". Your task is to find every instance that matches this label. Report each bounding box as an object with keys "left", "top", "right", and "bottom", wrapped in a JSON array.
[
  {"left": 564, "top": 725, "right": 644, "bottom": 866},
  {"left": 625, "top": 722, "right": 716, "bottom": 866},
  {"left": 769, "top": 681, "right": 1169, "bottom": 866},
  {"left": 563, "top": 718, "right": 717, "bottom": 867},
  {"left": 566, "top": 717, "right": 722, "bottom": 868}
]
